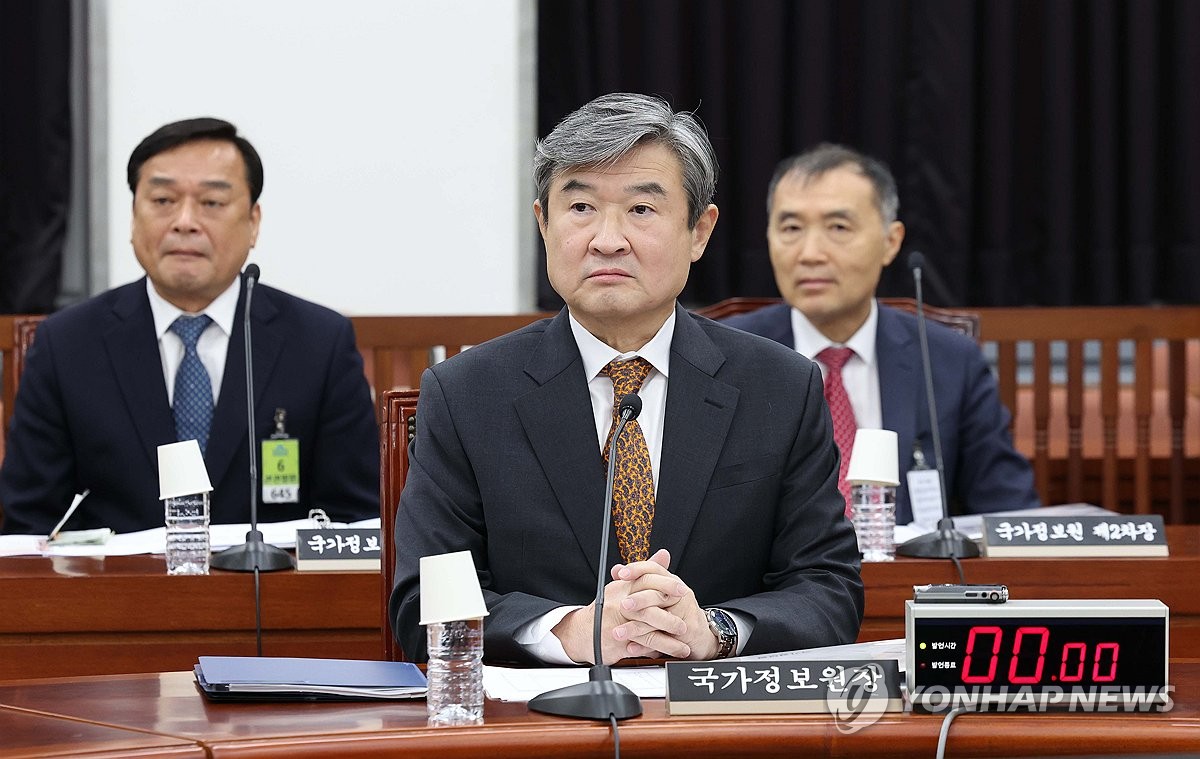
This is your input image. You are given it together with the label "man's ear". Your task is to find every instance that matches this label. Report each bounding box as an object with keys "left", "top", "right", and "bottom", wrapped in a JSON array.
[
  {"left": 690, "top": 204, "right": 720, "bottom": 263},
  {"left": 882, "top": 220, "right": 905, "bottom": 266},
  {"left": 532, "top": 200, "right": 547, "bottom": 236},
  {"left": 249, "top": 203, "right": 262, "bottom": 248}
]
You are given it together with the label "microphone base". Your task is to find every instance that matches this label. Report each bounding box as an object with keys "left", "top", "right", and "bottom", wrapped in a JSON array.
[
  {"left": 527, "top": 665, "right": 642, "bottom": 721},
  {"left": 210, "top": 530, "right": 295, "bottom": 572},
  {"left": 895, "top": 519, "right": 981, "bottom": 559}
]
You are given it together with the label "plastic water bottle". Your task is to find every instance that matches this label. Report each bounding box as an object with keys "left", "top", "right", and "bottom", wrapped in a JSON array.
[
  {"left": 852, "top": 483, "right": 896, "bottom": 562},
  {"left": 426, "top": 618, "right": 484, "bottom": 725},
  {"left": 164, "top": 492, "right": 210, "bottom": 575}
]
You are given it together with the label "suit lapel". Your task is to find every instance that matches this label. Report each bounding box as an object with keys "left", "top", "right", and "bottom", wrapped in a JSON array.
[
  {"left": 653, "top": 306, "right": 738, "bottom": 561},
  {"left": 513, "top": 310, "right": 609, "bottom": 578},
  {"left": 877, "top": 305, "right": 919, "bottom": 470},
  {"left": 103, "top": 280, "right": 175, "bottom": 467},
  {"left": 205, "top": 284, "right": 283, "bottom": 487}
]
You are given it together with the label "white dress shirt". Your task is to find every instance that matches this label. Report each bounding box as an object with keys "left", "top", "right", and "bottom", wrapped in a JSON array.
[
  {"left": 790, "top": 299, "right": 883, "bottom": 429},
  {"left": 146, "top": 277, "right": 241, "bottom": 405},
  {"left": 569, "top": 311, "right": 673, "bottom": 488}
]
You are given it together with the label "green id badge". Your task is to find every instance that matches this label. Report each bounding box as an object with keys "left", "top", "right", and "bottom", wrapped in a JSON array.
[{"left": 262, "top": 438, "right": 300, "bottom": 503}]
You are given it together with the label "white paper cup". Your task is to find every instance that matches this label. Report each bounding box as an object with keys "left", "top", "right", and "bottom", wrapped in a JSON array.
[
  {"left": 157, "top": 440, "right": 213, "bottom": 499},
  {"left": 419, "top": 550, "right": 489, "bottom": 624},
  {"left": 846, "top": 428, "right": 900, "bottom": 486}
]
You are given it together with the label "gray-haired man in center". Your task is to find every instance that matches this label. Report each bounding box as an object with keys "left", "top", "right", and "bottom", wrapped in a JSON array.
[{"left": 389, "top": 93, "right": 863, "bottom": 665}]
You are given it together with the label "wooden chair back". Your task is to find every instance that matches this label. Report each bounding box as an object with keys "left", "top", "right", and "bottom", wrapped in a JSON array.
[
  {"left": 974, "top": 306, "right": 1200, "bottom": 521},
  {"left": 0, "top": 315, "right": 47, "bottom": 461},
  {"left": 349, "top": 314, "right": 550, "bottom": 421},
  {"left": 697, "top": 298, "right": 1200, "bottom": 520},
  {"left": 379, "top": 388, "right": 420, "bottom": 661}
]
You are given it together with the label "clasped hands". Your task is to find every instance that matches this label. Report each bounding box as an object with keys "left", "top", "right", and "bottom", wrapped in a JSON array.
[{"left": 553, "top": 548, "right": 719, "bottom": 665}]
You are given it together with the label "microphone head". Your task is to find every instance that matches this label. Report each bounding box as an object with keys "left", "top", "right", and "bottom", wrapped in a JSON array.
[
  {"left": 244, "top": 264, "right": 261, "bottom": 284},
  {"left": 907, "top": 251, "right": 925, "bottom": 273},
  {"left": 618, "top": 393, "right": 642, "bottom": 421}
]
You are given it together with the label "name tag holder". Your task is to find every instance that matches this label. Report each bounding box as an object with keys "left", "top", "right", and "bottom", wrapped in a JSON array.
[{"left": 262, "top": 408, "right": 299, "bottom": 504}]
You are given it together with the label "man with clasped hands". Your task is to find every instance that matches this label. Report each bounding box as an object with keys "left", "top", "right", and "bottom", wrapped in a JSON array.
[{"left": 390, "top": 93, "right": 863, "bottom": 665}]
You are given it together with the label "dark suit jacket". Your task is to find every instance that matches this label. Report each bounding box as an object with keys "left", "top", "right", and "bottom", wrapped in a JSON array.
[
  {"left": 722, "top": 302, "right": 1040, "bottom": 523},
  {"left": 389, "top": 304, "right": 864, "bottom": 664},
  {"left": 0, "top": 278, "right": 380, "bottom": 534}
]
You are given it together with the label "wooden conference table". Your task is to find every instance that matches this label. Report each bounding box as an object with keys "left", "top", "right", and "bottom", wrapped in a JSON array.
[
  {"left": 0, "top": 664, "right": 1196, "bottom": 758},
  {"left": 3, "top": 526, "right": 1199, "bottom": 681}
]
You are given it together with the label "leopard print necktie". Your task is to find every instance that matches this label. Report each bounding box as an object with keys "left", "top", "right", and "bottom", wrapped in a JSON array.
[{"left": 600, "top": 357, "right": 655, "bottom": 563}]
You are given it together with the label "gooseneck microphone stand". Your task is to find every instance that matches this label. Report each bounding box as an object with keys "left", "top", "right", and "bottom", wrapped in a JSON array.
[
  {"left": 211, "top": 264, "right": 295, "bottom": 576},
  {"left": 895, "top": 252, "right": 980, "bottom": 560},
  {"left": 528, "top": 393, "right": 644, "bottom": 721}
]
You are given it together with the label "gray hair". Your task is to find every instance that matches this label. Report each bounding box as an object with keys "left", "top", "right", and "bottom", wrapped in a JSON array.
[
  {"left": 767, "top": 143, "right": 900, "bottom": 226},
  {"left": 534, "top": 92, "right": 718, "bottom": 229}
]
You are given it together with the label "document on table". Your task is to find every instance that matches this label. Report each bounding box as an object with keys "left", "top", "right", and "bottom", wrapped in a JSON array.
[
  {"left": 481, "top": 638, "right": 910, "bottom": 702},
  {"left": 731, "top": 637, "right": 908, "bottom": 672},
  {"left": 894, "top": 502, "right": 1114, "bottom": 543},
  {"left": 483, "top": 665, "right": 666, "bottom": 702},
  {"left": 0, "top": 517, "right": 381, "bottom": 557}
]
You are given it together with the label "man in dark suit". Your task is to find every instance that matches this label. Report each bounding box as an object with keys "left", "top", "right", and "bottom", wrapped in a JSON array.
[
  {"left": 723, "top": 144, "right": 1038, "bottom": 524},
  {"left": 390, "top": 94, "right": 862, "bottom": 666},
  {"left": 0, "top": 118, "right": 379, "bottom": 534}
]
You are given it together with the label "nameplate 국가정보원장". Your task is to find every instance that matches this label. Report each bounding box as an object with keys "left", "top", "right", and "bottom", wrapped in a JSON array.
[{"left": 665, "top": 658, "right": 903, "bottom": 715}]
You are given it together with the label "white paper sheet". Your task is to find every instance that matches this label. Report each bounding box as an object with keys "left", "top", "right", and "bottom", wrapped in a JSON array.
[
  {"left": 481, "top": 638, "right": 913, "bottom": 702},
  {"left": 0, "top": 517, "right": 382, "bottom": 558},
  {"left": 483, "top": 665, "right": 666, "bottom": 702},
  {"left": 897, "top": 502, "right": 1112, "bottom": 543},
  {"left": 731, "top": 637, "right": 908, "bottom": 672}
]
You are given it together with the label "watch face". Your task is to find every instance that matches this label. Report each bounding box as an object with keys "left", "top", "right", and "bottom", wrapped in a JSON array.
[{"left": 708, "top": 609, "right": 736, "bottom": 656}]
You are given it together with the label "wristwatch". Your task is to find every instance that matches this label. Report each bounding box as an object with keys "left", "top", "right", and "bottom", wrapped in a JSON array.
[{"left": 705, "top": 608, "right": 737, "bottom": 659}]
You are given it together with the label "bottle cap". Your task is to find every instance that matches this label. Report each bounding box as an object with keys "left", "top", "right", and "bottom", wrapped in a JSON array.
[
  {"left": 157, "top": 440, "right": 213, "bottom": 499},
  {"left": 846, "top": 428, "right": 901, "bottom": 486},
  {"left": 419, "top": 550, "right": 489, "bottom": 625}
]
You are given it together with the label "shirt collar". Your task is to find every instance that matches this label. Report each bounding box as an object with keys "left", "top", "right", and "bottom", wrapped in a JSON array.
[
  {"left": 568, "top": 309, "right": 675, "bottom": 381},
  {"left": 790, "top": 299, "right": 878, "bottom": 367},
  {"left": 146, "top": 276, "right": 242, "bottom": 340}
]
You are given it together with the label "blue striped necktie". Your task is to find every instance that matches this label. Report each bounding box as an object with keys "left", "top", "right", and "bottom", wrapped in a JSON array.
[{"left": 169, "top": 314, "right": 214, "bottom": 454}]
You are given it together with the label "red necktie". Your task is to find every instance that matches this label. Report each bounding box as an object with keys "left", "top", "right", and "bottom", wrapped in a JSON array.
[
  {"left": 600, "top": 357, "right": 655, "bottom": 563},
  {"left": 816, "top": 347, "right": 858, "bottom": 517}
]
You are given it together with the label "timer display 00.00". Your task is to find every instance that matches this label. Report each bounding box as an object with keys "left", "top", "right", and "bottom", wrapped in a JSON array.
[{"left": 913, "top": 619, "right": 1166, "bottom": 689}]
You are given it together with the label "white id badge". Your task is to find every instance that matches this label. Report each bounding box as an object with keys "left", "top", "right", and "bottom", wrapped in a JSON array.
[{"left": 906, "top": 468, "right": 943, "bottom": 527}]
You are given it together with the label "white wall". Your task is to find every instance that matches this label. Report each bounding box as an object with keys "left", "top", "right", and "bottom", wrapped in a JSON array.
[{"left": 99, "top": 0, "right": 535, "bottom": 315}]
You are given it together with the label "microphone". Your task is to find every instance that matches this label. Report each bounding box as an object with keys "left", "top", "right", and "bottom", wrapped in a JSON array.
[
  {"left": 528, "top": 392, "right": 643, "bottom": 721},
  {"left": 896, "top": 252, "right": 980, "bottom": 559},
  {"left": 211, "top": 265, "right": 294, "bottom": 579}
]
